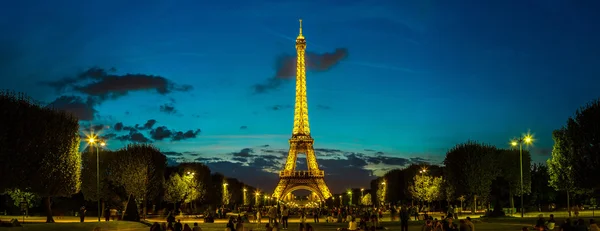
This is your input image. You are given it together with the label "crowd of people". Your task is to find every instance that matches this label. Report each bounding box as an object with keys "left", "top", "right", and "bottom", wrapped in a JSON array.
[{"left": 145, "top": 204, "right": 600, "bottom": 231}]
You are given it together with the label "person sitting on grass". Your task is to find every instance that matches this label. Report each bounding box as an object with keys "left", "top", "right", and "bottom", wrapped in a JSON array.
[
  {"left": 236, "top": 218, "right": 244, "bottom": 231},
  {"left": 422, "top": 219, "right": 433, "bottom": 231},
  {"left": 535, "top": 214, "right": 546, "bottom": 231},
  {"left": 305, "top": 224, "right": 313, "bottom": 231},
  {"left": 336, "top": 217, "right": 359, "bottom": 231},
  {"left": 150, "top": 222, "right": 161, "bottom": 231},
  {"left": 175, "top": 219, "right": 183, "bottom": 231},
  {"left": 359, "top": 217, "right": 368, "bottom": 230},
  {"left": 193, "top": 222, "right": 202, "bottom": 231},
  {"left": 443, "top": 217, "right": 458, "bottom": 231},
  {"left": 547, "top": 214, "right": 555, "bottom": 230},
  {"left": 590, "top": 219, "right": 600, "bottom": 231},
  {"left": 226, "top": 217, "right": 235, "bottom": 231}
]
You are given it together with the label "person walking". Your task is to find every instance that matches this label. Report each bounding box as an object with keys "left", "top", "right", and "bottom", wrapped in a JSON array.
[
  {"left": 79, "top": 206, "right": 86, "bottom": 222},
  {"left": 281, "top": 206, "right": 289, "bottom": 229},
  {"left": 400, "top": 206, "right": 409, "bottom": 231}
]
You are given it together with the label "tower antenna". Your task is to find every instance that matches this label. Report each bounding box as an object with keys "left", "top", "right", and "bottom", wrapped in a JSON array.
[{"left": 299, "top": 19, "right": 303, "bottom": 36}]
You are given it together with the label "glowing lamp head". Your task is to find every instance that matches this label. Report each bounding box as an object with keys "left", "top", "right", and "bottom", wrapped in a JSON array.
[
  {"left": 524, "top": 135, "right": 533, "bottom": 144},
  {"left": 223, "top": 183, "right": 228, "bottom": 186},
  {"left": 87, "top": 137, "right": 96, "bottom": 144},
  {"left": 100, "top": 142, "right": 106, "bottom": 147},
  {"left": 511, "top": 141, "right": 518, "bottom": 146}
]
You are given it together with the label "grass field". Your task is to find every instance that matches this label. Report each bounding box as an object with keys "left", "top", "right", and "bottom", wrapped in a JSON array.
[
  {"left": 1, "top": 215, "right": 598, "bottom": 231},
  {"left": 0, "top": 217, "right": 570, "bottom": 231}
]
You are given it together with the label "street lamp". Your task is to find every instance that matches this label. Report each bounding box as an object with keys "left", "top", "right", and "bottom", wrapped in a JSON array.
[
  {"left": 381, "top": 181, "right": 387, "bottom": 206},
  {"left": 255, "top": 192, "right": 260, "bottom": 206},
  {"left": 360, "top": 188, "right": 364, "bottom": 205},
  {"left": 339, "top": 195, "right": 342, "bottom": 206},
  {"left": 347, "top": 190, "right": 353, "bottom": 206},
  {"left": 511, "top": 133, "right": 534, "bottom": 218},
  {"left": 87, "top": 134, "right": 106, "bottom": 222},
  {"left": 222, "top": 183, "right": 229, "bottom": 206}
]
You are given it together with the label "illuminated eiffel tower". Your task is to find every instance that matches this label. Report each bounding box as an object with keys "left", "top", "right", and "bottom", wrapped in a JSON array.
[{"left": 272, "top": 19, "right": 332, "bottom": 202}]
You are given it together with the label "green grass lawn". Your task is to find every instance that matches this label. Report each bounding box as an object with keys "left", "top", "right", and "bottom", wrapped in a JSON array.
[
  {"left": 1, "top": 217, "right": 595, "bottom": 231},
  {"left": 0, "top": 221, "right": 148, "bottom": 231},
  {"left": 146, "top": 219, "right": 540, "bottom": 231}
]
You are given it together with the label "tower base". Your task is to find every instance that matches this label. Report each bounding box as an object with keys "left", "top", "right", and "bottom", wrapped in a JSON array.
[{"left": 272, "top": 175, "right": 332, "bottom": 202}]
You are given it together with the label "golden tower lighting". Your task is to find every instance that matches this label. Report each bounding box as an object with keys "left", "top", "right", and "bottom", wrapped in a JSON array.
[{"left": 272, "top": 19, "right": 332, "bottom": 202}]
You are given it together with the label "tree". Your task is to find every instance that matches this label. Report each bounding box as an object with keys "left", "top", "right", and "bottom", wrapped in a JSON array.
[
  {"left": 497, "top": 149, "right": 532, "bottom": 209},
  {"left": 111, "top": 144, "right": 166, "bottom": 220},
  {"left": 4, "top": 188, "right": 39, "bottom": 209},
  {"left": 177, "top": 163, "right": 210, "bottom": 203},
  {"left": 81, "top": 149, "right": 123, "bottom": 215},
  {"left": 409, "top": 174, "right": 443, "bottom": 205},
  {"left": 561, "top": 99, "right": 600, "bottom": 190},
  {"left": 164, "top": 173, "right": 186, "bottom": 208},
  {"left": 444, "top": 141, "right": 498, "bottom": 213},
  {"left": 362, "top": 193, "right": 373, "bottom": 206},
  {"left": 528, "top": 164, "right": 556, "bottom": 206},
  {"left": 0, "top": 91, "right": 81, "bottom": 223},
  {"left": 548, "top": 129, "right": 579, "bottom": 217}
]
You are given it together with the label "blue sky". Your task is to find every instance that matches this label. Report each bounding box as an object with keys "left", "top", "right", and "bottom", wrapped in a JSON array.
[{"left": 1, "top": 0, "right": 599, "bottom": 193}]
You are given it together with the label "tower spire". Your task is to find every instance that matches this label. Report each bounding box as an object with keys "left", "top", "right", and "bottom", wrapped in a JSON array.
[{"left": 297, "top": 19, "right": 304, "bottom": 39}]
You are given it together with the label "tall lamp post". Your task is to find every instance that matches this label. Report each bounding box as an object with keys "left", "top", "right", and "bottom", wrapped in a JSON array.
[
  {"left": 360, "top": 188, "right": 364, "bottom": 206},
  {"left": 347, "top": 190, "right": 353, "bottom": 206},
  {"left": 222, "top": 183, "right": 229, "bottom": 206},
  {"left": 255, "top": 192, "right": 261, "bottom": 206},
  {"left": 380, "top": 181, "right": 386, "bottom": 207},
  {"left": 87, "top": 135, "right": 106, "bottom": 222},
  {"left": 511, "top": 133, "right": 534, "bottom": 218}
]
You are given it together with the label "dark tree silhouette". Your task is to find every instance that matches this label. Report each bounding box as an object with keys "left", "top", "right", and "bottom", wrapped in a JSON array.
[
  {"left": 563, "top": 99, "right": 600, "bottom": 190},
  {"left": 444, "top": 141, "right": 499, "bottom": 213},
  {"left": 0, "top": 91, "right": 81, "bottom": 223},
  {"left": 496, "top": 149, "right": 532, "bottom": 210}
]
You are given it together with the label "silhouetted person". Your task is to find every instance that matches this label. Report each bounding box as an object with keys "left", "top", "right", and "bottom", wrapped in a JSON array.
[
  {"left": 175, "top": 219, "right": 183, "bottom": 231},
  {"left": 226, "top": 217, "right": 235, "bottom": 231},
  {"left": 105, "top": 208, "right": 110, "bottom": 221},
  {"left": 193, "top": 222, "right": 202, "bottom": 231},
  {"left": 79, "top": 206, "right": 86, "bottom": 222},
  {"left": 400, "top": 206, "right": 409, "bottom": 231}
]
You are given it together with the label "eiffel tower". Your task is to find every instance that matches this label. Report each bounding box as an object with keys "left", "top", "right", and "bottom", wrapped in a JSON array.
[{"left": 272, "top": 19, "right": 332, "bottom": 202}]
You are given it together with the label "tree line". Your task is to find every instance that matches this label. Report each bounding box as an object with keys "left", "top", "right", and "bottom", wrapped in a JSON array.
[
  {"left": 0, "top": 91, "right": 259, "bottom": 222},
  {"left": 369, "top": 98, "right": 600, "bottom": 216}
]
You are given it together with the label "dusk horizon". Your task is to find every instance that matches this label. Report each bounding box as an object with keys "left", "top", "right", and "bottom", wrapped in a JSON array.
[{"left": 2, "top": 0, "right": 600, "bottom": 194}]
